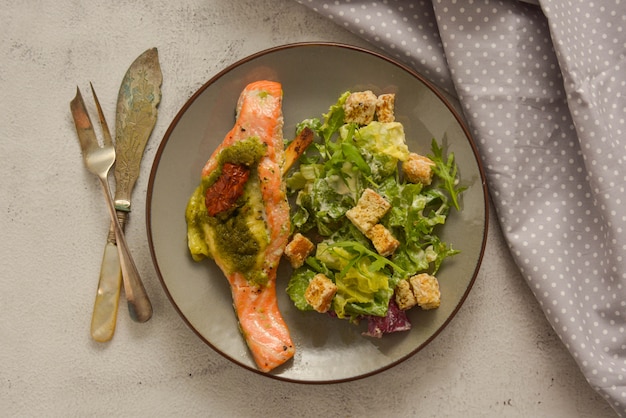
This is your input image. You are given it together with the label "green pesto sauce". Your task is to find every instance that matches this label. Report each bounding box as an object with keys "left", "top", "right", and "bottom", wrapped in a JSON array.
[
  {"left": 186, "top": 185, "right": 211, "bottom": 261},
  {"left": 210, "top": 203, "right": 267, "bottom": 284},
  {"left": 198, "top": 137, "right": 267, "bottom": 191},
  {"left": 185, "top": 136, "right": 269, "bottom": 285},
  {"left": 219, "top": 136, "right": 266, "bottom": 167}
]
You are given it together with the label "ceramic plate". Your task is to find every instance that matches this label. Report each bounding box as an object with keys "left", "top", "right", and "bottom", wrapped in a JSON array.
[{"left": 147, "top": 42, "right": 488, "bottom": 383}]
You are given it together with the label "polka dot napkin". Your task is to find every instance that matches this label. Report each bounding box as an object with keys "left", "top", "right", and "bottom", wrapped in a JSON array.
[{"left": 296, "top": 0, "right": 626, "bottom": 414}]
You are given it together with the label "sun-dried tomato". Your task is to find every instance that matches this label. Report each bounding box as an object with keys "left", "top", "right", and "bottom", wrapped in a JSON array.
[{"left": 205, "top": 163, "right": 250, "bottom": 216}]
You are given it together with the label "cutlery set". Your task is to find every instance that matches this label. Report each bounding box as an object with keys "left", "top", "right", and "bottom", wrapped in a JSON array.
[{"left": 70, "top": 48, "right": 162, "bottom": 341}]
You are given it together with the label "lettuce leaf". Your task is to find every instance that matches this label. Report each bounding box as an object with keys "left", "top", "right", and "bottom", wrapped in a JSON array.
[
  {"left": 340, "top": 121, "right": 410, "bottom": 182},
  {"left": 285, "top": 267, "right": 315, "bottom": 311}
]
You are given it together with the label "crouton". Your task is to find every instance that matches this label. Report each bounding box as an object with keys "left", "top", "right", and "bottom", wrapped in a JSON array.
[
  {"left": 345, "top": 188, "right": 391, "bottom": 235},
  {"left": 366, "top": 224, "right": 400, "bottom": 257},
  {"left": 376, "top": 93, "right": 395, "bottom": 122},
  {"left": 284, "top": 233, "right": 315, "bottom": 268},
  {"left": 409, "top": 273, "right": 441, "bottom": 310},
  {"left": 402, "top": 152, "right": 436, "bottom": 185},
  {"left": 395, "top": 279, "right": 417, "bottom": 310},
  {"left": 343, "top": 91, "right": 378, "bottom": 125},
  {"left": 305, "top": 274, "right": 337, "bottom": 313}
]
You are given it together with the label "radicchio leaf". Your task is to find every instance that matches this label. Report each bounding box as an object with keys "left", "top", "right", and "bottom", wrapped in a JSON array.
[{"left": 362, "top": 298, "right": 411, "bottom": 338}]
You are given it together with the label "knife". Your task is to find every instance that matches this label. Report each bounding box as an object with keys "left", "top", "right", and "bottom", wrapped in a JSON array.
[{"left": 90, "top": 48, "right": 162, "bottom": 341}]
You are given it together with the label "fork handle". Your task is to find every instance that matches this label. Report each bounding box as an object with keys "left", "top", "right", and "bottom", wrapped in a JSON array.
[
  {"left": 99, "top": 176, "right": 153, "bottom": 323},
  {"left": 91, "top": 236, "right": 122, "bottom": 341}
]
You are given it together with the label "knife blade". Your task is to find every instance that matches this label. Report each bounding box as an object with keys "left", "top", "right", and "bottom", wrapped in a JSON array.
[{"left": 90, "top": 48, "right": 162, "bottom": 340}]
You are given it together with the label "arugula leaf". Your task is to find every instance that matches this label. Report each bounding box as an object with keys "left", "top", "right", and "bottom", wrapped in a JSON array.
[
  {"left": 341, "top": 141, "right": 371, "bottom": 175},
  {"left": 428, "top": 236, "right": 460, "bottom": 274},
  {"left": 428, "top": 138, "right": 467, "bottom": 211}
]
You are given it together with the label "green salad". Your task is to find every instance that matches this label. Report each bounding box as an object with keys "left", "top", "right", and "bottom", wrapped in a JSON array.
[{"left": 284, "top": 91, "right": 465, "bottom": 337}]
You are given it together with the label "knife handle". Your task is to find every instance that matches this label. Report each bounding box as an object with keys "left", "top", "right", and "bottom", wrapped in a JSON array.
[{"left": 90, "top": 222, "right": 123, "bottom": 342}]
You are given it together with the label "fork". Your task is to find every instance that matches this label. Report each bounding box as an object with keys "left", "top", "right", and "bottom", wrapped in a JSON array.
[{"left": 70, "top": 84, "right": 153, "bottom": 323}]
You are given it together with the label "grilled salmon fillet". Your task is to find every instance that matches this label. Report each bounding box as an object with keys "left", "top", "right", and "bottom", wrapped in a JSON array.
[{"left": 186, "top": 80, "right": 294, "bottom": 372}]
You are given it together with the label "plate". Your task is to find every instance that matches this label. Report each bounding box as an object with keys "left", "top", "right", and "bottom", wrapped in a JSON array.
[{"left": 147, "top": 42, "right": 488, "bottom": 383}]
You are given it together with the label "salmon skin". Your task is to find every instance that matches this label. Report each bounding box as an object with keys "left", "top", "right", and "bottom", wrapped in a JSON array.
[{"left": 186, "top": 80, "right": 294, "bottom": 372}]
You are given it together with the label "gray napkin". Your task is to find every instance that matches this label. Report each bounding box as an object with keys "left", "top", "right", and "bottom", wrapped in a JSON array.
[{"left": 296, "top": 0, "right": 626, "bottom": 414}]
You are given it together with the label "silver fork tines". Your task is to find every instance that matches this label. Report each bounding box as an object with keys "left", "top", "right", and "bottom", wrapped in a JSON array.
[{"left": 70, "top": 85, "right": 153, "bottom": 323}]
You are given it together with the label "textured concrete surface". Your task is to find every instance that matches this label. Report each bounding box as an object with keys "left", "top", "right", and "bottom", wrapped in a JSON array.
[{"left": 0, "top": 0, "right": 617, "bottom": 416}]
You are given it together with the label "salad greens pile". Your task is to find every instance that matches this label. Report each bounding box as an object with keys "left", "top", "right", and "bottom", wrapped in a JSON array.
[{"left": 285, "top": 91, "right": 465, "bottom": 336}]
